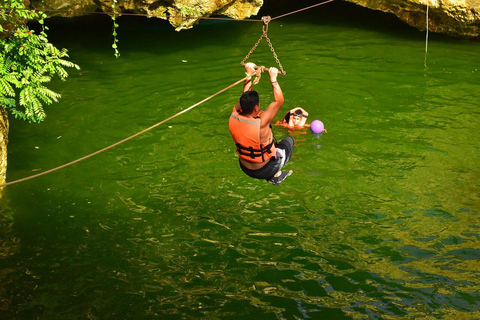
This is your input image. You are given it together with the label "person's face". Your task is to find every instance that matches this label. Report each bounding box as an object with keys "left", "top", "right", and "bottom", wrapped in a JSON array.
[{"left": 292, "top": 115, "right": 302, "bottom": 125}]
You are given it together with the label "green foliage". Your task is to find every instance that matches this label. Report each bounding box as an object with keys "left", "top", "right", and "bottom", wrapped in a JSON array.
[
  {"left": 111, "top": 0, "right": 120, "bottom": 58},
  {"left": 1, "top": 0, "right": 39, "bottom": 25},
  {"left": 0, "top": 1, "right": 79, "bottom": 122}
]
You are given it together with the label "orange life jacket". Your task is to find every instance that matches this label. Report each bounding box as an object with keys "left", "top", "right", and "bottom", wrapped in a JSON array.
[{"left": 229, "top": 110, "right": 276, "bottom": 163}]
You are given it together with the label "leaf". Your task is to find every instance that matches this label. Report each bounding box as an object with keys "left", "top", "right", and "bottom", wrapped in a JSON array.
[
  {"left": 0, "top": 78, "right": 15, "bottom": 96},
  {"left": 1, "top": 4, "right": 80, "bottom": 123}
]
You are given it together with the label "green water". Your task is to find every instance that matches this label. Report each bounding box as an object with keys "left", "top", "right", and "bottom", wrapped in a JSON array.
[{"left": 1, "top": 2, "right": 480, "bottom": 319}]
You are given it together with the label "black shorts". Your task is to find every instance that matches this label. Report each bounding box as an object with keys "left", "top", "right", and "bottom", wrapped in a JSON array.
[{"left": 239, "top": 137, "right": 294, "bottom": 181}]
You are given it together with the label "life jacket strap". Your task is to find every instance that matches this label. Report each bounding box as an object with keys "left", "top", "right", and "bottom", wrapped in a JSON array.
[{"left": 236, "top": 141, "right": 274, "bottom": 162}]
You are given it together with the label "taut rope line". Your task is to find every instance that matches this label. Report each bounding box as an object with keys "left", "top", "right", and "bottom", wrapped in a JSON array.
[
  {"left": 424, "top": 0, "right": 430, "bottom": 68},
  {"left": 0, "top": 0, "right": 337, "bottom": 23},
  {"left": 271, "top": 0, "right": 336, "bottom": 20},
  {"left": 0, "top": 77, "right": 248, "bottom": 187},
  {"left": 0, "top": 0, "right": 340, "bottom": 187},
  {"left": 240, "top": 0, "right": 336, "bottom": 75}
]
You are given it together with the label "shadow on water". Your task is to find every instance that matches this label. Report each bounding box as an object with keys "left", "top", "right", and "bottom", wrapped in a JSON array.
[{"left": 45, "top": 13, "right": 241, "bottom": 55}]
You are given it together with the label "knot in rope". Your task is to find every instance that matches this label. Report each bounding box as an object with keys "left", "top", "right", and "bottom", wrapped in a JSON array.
[{"left": 252, "top": 67, "right": 263, "bottom": 85}]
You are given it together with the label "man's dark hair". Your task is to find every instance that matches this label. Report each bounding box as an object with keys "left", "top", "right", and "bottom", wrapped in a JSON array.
[{"left": 240, "top": 91, "right": 259, "bottom": 115}]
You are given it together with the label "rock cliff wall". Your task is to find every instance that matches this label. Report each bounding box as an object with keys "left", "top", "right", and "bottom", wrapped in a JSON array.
[
  {"left": 13, "top": 0, "right": 480, "bottom": 38},
  {"left": 34, "top": 0, "right": 264, "bottom": 31},
  {"left": 346, "top": 0, "right": 480, "bottom": 39}
]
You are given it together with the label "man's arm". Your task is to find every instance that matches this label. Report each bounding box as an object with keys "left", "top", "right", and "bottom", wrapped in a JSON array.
[
  {"left": 259, "top": 67, "right": 284, "bottom": 127},
  {"left": 232, "top": 63, "right": 256, "bottom": 113}
]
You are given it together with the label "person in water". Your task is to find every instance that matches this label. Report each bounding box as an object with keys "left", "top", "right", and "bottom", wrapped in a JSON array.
[
  {"left": 275, "top": 107, "right": 309, "bottom": 129},
  {"left": 229, "top": 62, "right": 294, "bottom": 185}
]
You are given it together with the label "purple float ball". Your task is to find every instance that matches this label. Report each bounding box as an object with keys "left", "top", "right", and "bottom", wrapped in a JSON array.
[{"left": 310, "top": 120, "right": 324, "bottom": 134}]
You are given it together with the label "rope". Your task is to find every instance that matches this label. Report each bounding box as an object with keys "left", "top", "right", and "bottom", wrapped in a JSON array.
[
  {"left": 0, "top": 77, "right": 248, "bottom": 187},
  {"left": 271, "top": 0, "right": 336, "bottom": 20},
  {"left": 424, "top": 0, "right": 429, "bottom": 68},
  {"left": 0, "top": 6, "right": 263, "bottom": 21},
  {"left": 0, "top": 0, "right": 340, "bottom": 187},
  {"left": 240, "top": 1, "right": 336, "bottom": 74},
  {"left": 0, "top": 0, "right": 337, "bottom": 23}
]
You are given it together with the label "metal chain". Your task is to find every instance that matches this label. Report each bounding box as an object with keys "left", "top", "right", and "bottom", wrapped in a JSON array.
[
  {"left": 240, "top": 16, "right": 285, "bottom": 74},
  {"left": 264, "top": 35, "right": 284, "bottom": 74},
  {"left": 241, "top": 33, "right": 265, "bottom": 65}
]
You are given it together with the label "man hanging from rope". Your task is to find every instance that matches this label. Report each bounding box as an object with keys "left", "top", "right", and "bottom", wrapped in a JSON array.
[{"left": 229, "top": 62, "right": 294, "bottom": 185}]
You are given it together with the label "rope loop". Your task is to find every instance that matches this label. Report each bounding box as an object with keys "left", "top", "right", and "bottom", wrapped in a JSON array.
[{"left": 261, "top": 16, "right": 271, "bottom": 34}]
